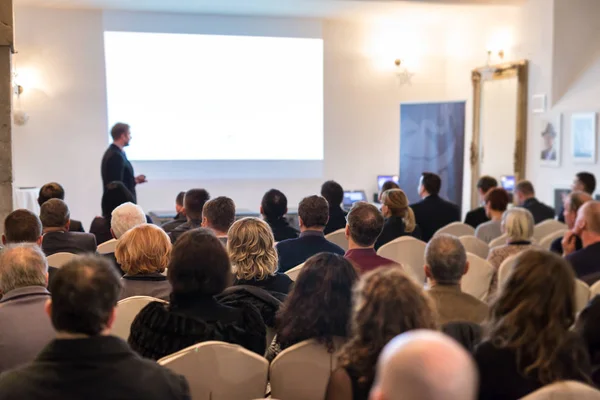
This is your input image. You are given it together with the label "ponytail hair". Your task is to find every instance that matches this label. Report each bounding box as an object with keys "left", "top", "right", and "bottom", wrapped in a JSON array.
[{"left": 381, "top": 189, "right": 416, "bottom": 233}]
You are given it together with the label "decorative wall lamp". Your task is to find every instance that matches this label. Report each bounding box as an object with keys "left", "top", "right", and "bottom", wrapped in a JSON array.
[{"left": 394, "top": 59, "right": 414, "bottom": 86}]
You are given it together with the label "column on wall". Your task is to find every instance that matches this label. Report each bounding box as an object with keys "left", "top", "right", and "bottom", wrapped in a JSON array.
[{"left": 0, "top": 0, "right": 14, "bottom": 228}]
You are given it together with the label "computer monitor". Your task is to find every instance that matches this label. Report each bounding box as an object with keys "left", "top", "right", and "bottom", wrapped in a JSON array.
[
  {"left": 343, "top": 190, "right": 367, "bottom": 209},
  {"left": 377, "top": 175, "right": 400, "bottom": 191},
  {"left": 501, "top": 175, "right": 515, "bottom": 192}
]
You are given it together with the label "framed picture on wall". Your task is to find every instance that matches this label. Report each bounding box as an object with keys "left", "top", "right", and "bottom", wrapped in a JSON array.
[
  {"left": 571, "top": 112, "right": 597, "bottom": 164},
  {"left": 540, "top": 114, "right": 561, "bottom": 167}
]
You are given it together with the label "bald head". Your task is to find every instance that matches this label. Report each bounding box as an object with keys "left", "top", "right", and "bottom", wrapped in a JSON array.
[
  {"left": 370, "top": 330, "right": 478, "bottom": 400},
  {"left": 0, "top": 243, "right": 48, "bottom": 295},
  {"left": 576, "top": 201, "right": 600, "bottom": 235}
]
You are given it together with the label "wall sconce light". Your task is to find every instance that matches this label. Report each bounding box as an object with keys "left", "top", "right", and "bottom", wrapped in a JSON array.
[
  {"left": 394, "top": 59, "right": 414, "bottom": 86},
  {"left": 486, "top": 49, "right": 505, "bottom": 66},
  {"left": 12, "top": 72, "right": 23, "bottom": 96}
]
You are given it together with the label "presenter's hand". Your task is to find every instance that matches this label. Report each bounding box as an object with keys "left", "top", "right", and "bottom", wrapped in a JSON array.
[{"left": 135, "top": 175, "right": 147, "bottom": 185}]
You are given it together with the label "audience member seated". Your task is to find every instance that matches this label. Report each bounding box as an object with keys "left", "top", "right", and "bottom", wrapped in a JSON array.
[
  {"left": 474, "top": 250, "right": 591, "bottom": 400},
  {"left": 90, "top": 181, "right": 152, "bottom": 245},
  {"left": 201, "top": 196, "right": 236, "bottom": 245},
  {"left": 514, "top": 180, "right": 555, "bottom": 224},
  {"left": 105, "top": 202, "right": 147, "bottom": 273},
  {"left": 475, "top": 187, "right": 510, "bottom": 244},
  {"left": 411, "top": 172, "right": 461, "bottom": 242},
  {"left": 261, "top": 189, "right": 299, "bottom": 242},
  {"left": 276, "top": 195, "right": 345, "bottom": 273},
  {"left": 425, "top": 234, "right": 487, "bottom": 325},
  {"left": 563, "top": 201, "right": 600, "bottom": 285},
  {"left": 2, "top": 209, "right": 43, "bottom": 246},
  {"left": 575, "top": 295, "right": 600, "bottom": 387},
  {"left": 551, "top": 191, "right": 591, "bottom": 254},
  {"left": 465, "top": 176, "right": 497, "bottom": 229},
  {"left": 266, "top": 253, "right": 358, "bottom": 361},
  {"left": 168, "top": 188, "right": 210, "bottom": 244},
  {"left": 161, "top": 191, "right": 187, "bottom": 234},
  {"left": 129, "top": 229, "right": 266, "bottom": 360},
  {"left": 377, "top": 180, "right": 400, "bottom": 203},
  {"left": 0, "top": 255, "right": 190, "bottom": 400},
  {"left": 0, "top": 244, "right": 54, "bottom": 374},
  {"left": 38, "top": 182, "right": 85, "bottom": 232},
  {"left": 344, "top": 202, "right": 400, "bottom": 274},
  {"left": 325, "top": 268, "right": 436, "bottom": 400},
  {"left": 116, "top": 224, "right": 172, "bottom": 301},
  {"left": 41, "top": 199, "right": 97, "bottom": 256},
  {"left": 558, "top": 172, "right": 596, "bottom": 223},
  {"left": 321, "top": 180, "right": 347, "bottom": 235},
  {"left": 486, "top": 208, "right": 536, "bottom": 296},
  {"left": 374, "top": 188, "right": 421, "bottom": 250},
  {"left": 370, "top": 330, "right": 478, "bottom": 400}
]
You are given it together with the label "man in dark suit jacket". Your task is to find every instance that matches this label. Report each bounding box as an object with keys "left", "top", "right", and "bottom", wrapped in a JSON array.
[
  {"left": 0, "top": 256, "right": 190, "bottom": 400},
  {"left": 261, "top": 189, "right": 299, "bottom": 242},
  {"left": 37, "top": 182, "right": 85, "bottom": 232},
  {"left": 101, "top": 123, "right": 146, "bottom": 202},
  {"left": 558, "top": 172, "right": 596, "bottom": 223},
  {"left": 514, "top": 180, "right": 555, "bottom": 224},
  {"left": 464, "top": 176, "right": 497, "bottom": 229},
  {"left": 40, "top": 199, "right": 97, "bottom": 257},
  {"left": 411, "top": 172, "right": 461, "bottom": 242},
  {"left": 321, "top": 180, "right": 348, "bottom": 235},
  {"left": 201, "top": 196, "right": 236, "bottom": 245},
  {"left": 169, "top": 188, "right": 210, "bottom": 244},
  {"left": 564, "top": 201, "right": 600, "bottom": 285},
  {"left": 276, "top": 195, "right": 345, "bottom": 272},
  {"left": 162, "top": 191, "right": 187, "bottom": 234}
]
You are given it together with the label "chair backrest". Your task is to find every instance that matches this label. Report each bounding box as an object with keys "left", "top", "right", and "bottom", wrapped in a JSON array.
[
  {"left": 533, "top": 220, "right": 568, "bottom": 242},
  {"left": 590, "top": 280, "right": 600, "bottom": 299},
  {"left": 462, "top": 253, "right": 495, "bottom": 301},
  {"left": 270, "top": 338, "right": 345, "bottom": 400},
  {"left": 497, "top": 254, "right": 519, "bottom": 287},
  {"left": 46, "top": 252, "right": 77, "bottom": 268},
  {"left": 459, "top": 235, "right": 490, "bottom": 259},
  {"left": 325, "top": 229, "right": 348, "bottom": 251},
  {"left": 575, "top": 279, "right": 590, "bottom": 314},
  {"left": 434, "top": 222, "right": 475, "bottom": 238},
  {"left": 538, "top": 229, "right": 568, "bottom": 251},
  {"left": 285, "top": 263, "right": 305, "bottom": 282},
  {"left": 97, "top": 238, "right": 118, "bottom": 254},
  {"left": 376, "top": 236, "right": 426, "bottom": 283},
  {"left": 159, "top": 341, "right": 269, "bottom": 400},
  {"left": 489, "top": 234, "right": 508, "bottom": 249},
  {"left": 112, "top": 296, "right": 167, "bottom": 341},
  {"left": 520, "top": 380, "right": 600, "bottom": 400}
]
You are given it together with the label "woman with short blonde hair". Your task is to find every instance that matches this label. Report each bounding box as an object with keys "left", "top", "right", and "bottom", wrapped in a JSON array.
[
  {"left": 116, "top": 224, "right": 172, "bottom": 301},
  {"left": 228, "top": 217, "right": 279, "bottom": 282},
  {"left": 375, "top": 188, "right": 421, "bottom": 250}
]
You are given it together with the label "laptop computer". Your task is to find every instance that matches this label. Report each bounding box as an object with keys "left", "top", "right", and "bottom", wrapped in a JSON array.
[{"left": 343, "top": 190, "right": 368, "bottom": 209}]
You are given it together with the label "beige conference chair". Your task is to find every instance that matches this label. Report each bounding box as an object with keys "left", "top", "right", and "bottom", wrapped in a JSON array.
[
  {"left": 97, "top": 238, "right": 118, "bottom": 254},
  {"left": 462, "top": 252, "right": 495, "bottom": 301},
  {"left": 575, "top": 279, "right": 590, "bottom": 314},
  {"left": 46, "top": 252, "right": 77, "bottom": 268},
  {"left": 434, "top": 222, "right": 475, "bottom": 238},
  {"left": 538, "top": 229, "right": 568, "bottom": 251},
  {"left": 459, "top": 235, "right": 490, "bottom": 259},
  {"left": 112, "top": 296, "right": 167, "bottom": 341},
  {"left": 533, "top": 220, "right": 568, "bottom": 242},
  {"left": 590, "top": 280, "right": 600, "bottom": 299},
  {"left": 489, "top": 234, "right": 508, "bottom": 249},
  {"left": 377, "top": 236, "right": 426, "bottom": 283},
  {"left": 325, "top": 228, "right": 348, "bottom": 251},
  {"left": 285, "top": 263, "right": 305, "bottom": 282},
  {"left": 497, "top": 254, "right": 519, "bottom": 287},
  {"left": 520, "top": 380, "right": 600, "bottom": 400},
  {"left": 158, "top": 341, "right": 269, "bottom": 400},
  {"left": 270, "top": 338, "right": 345, "bottom": 400}
]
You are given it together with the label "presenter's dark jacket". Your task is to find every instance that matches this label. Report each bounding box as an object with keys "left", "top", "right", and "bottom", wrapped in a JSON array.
[
  {"left": 464, "top": 206, "right": 489, "bottom": 229},
  {"left": 411, "top": 194, "right": 461, "bottom": 242},
  {"left": 266, "top": 217, "right": 299, "bottom": 243},
  {"left": 0, "top": 336, "right": 191, "bottom": 400},
  {"left": 101, "top": 143, "right": 137, "bottom": 202},
  {"left": 276, "top": 231, "right": 345, "bottom": 273},
  {"left": 324, "top": 205, "right": 347, "bottom": 235},
  {"left": 520, "top": 197, "right": 555, "bottom": 224},
  {"left": 374, "top": 216, "right": 422, "bottom": 251}
]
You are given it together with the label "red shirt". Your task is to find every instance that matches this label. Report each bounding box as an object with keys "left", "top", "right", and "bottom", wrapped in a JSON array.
[{"left": 345, "top": 248, "right": 401, "bottom": 274}]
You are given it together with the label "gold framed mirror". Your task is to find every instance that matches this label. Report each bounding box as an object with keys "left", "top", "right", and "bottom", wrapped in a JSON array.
[{"left": 470, "top": 60, "right": 528, "bottom": 208}]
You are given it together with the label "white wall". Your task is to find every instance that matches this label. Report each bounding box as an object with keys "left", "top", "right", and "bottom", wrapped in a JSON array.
[{"left": 13, "top": 6, "right": 520, "bottom": 228}]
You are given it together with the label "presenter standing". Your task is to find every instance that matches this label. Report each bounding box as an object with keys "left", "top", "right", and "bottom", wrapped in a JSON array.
[{"left": 101, "top": 122, "right": 146, "bottom": 203}]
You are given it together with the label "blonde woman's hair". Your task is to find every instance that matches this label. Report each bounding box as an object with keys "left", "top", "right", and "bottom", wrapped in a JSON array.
[
  {"left": 501, "top": 208, "right": 534, "bottom": 242},
  {"left": 115, "top": 224, "right": 171, "bottom": 275},
  {"left": 381, "top": 189, "right": 416, "bottom": 233},
  {"left": 227, "top": 217, "right": 278, "bottom": 281}
]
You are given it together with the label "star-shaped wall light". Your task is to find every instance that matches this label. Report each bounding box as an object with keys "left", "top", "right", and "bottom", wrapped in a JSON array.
[{"left": 394, "top": 59, "right": 414, "bottom": 86}]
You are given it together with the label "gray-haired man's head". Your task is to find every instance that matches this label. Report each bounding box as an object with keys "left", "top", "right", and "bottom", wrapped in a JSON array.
[
  {"left": 425, "top": 234, "right": 468, "bottom": 285},
  {"left": 0, "top": 243, "right": 48, "bottom": 295}
]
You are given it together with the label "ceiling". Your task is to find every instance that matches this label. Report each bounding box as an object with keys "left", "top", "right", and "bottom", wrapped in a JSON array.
[{"left": 14, "top": 0, "right": 524, "bottom": 19}]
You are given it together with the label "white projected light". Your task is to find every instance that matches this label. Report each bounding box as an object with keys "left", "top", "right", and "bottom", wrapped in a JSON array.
[{"left": 103, "top": 31, "right": 324, "bottom": 161}]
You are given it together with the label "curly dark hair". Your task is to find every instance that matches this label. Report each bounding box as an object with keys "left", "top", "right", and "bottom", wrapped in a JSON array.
[
  {"left": 275, "top": 253, "right": 358, "bottom": 351},
  {"left": 338, "top": 268, "right": 436, "bottom": 390}
]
